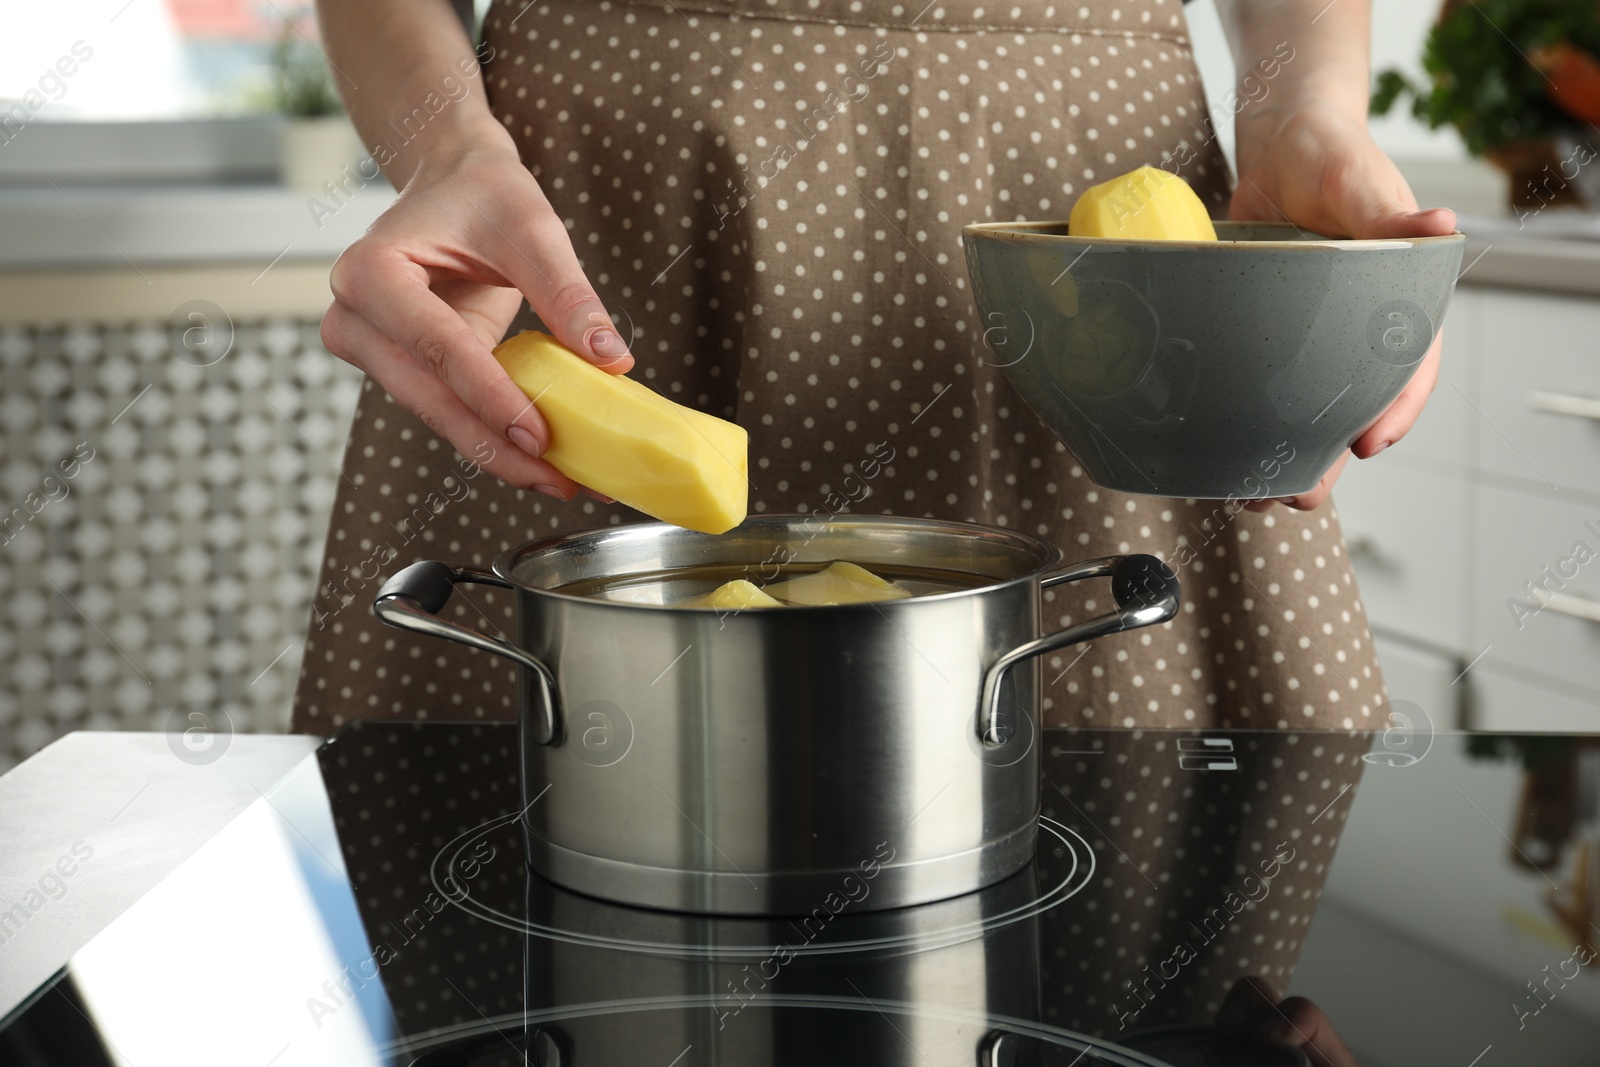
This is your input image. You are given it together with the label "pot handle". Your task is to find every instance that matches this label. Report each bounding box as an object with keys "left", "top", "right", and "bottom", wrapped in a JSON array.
[
  {"left": 373, "top": 560, "right": 562, "bottom": 745},
  {"left": 977, "top": 554, "right": 1181, "bottom": 747}
]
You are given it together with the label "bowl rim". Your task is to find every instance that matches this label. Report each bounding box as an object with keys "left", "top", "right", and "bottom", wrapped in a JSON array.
[{"left": 960, "top": 218, "right": 1466, "bottom": 251}]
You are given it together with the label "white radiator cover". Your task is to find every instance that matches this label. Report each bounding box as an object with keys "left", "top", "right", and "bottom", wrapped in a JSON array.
[{"left": 0, "top": 317, "right": 362, "bottom": 770}]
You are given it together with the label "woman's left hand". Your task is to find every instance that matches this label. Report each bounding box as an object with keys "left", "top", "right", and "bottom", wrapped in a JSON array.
[{"left": 1228, "top": 100, "right": 1457, "bottom": 512}]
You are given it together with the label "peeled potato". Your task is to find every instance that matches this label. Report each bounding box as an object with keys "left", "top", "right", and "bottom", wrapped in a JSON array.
[
  {"left": 762, "top": 561, "right": 911, "bottom": 605},
  {"left": 684, "top": 579, "right": 782, "bottom": 610},
  {"left": 1068, "top": 166, "right": 1218, "bottom": 242},
  {"left": 494, "top": 331, "right": 748, "bottom": 534}
]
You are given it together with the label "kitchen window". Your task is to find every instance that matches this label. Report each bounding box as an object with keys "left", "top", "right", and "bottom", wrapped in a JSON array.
[{"left": 0, "top": 0, "right": 477, "bottom": 188}]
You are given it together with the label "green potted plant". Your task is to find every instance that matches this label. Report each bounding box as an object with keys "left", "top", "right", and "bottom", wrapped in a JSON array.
[
  {"left": 1372, "top": 0, "right": 1600, "bottom": 211},
  {"left": 272, "top": 13, "right": 358, "bottom": 193}
]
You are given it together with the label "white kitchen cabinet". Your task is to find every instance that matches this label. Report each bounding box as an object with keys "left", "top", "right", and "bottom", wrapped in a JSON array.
[
  {"left": 1478, "top": 289, "right": 1600, "bottom": 496},
  {"left": 1473, "top": 483, "right": 1600, "bottom": 696},
  {"left": 1333, "top": 282, "right": 1476, "bottom": 655},
  {"left": 1339, "top": 281, "right": 1600, "bottom": 731},
  {"left": 1468, "top": 664, "right": 1600, "bottom": 733},
  {"left": 1372, "top": 631, "right": 1464, "bottom": 731},
  {"left": 1337, "top": 457, "right": 1470, "bottom": 652},
  {"left": 1392, "top": 286, "right": 1477, "bottom": 471}
]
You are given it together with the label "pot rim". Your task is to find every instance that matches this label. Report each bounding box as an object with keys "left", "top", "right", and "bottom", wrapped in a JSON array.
[{"left": 490, "top": 513, "right": 1066, "bottom": 612}]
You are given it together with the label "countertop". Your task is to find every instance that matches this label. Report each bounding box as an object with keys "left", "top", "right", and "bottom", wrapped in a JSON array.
[
  {"left": 2, "top": 723, "right": 1599, "bottom": 1065},
  {"left": 1453, "top": 215, "right": 1600, "bottom": 298},
  {"left": 0, "top": 731, "right": 321, "bottom": 1018},
  {"left": 0, "top": 184, "right": 393, "bottom": 271}
]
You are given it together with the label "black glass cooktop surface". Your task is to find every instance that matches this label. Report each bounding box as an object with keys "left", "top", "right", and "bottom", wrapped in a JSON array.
[{"left": 3, "top": 721, "right": 1598, "bottom": 1067}]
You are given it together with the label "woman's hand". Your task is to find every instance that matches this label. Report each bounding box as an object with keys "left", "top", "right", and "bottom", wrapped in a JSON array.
[
  {"left": 320, "top": 125, "right": 633, "bottom": 500},
  {"left": 1215, "top": 976, "right": 1362, "bottom": 1067},
  {"left": 1214, "top": 0, "right": 1460, "bottom": 515},
  {"left": 1228, "top": 100, "right": 1457, "bottom": 513}
]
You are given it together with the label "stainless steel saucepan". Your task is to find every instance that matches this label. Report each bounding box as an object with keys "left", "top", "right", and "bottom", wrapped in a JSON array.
[{"left": 373, "top": 514, "right": 1179, "bottom": 915}]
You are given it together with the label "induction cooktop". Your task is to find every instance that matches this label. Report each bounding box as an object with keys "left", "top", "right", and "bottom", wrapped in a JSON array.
[{"left": 2, "top": 721, "right": 1597, "bottom": 1066}]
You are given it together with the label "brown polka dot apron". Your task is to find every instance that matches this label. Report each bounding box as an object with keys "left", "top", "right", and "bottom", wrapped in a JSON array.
[{"left": 293, "top": 0, "right": 1386, "bottom": 1029}]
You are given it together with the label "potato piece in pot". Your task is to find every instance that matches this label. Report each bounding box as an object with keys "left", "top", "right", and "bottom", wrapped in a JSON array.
[
  {"left": 762, "top": 561, "right": 911, "bottom": 605},
  {"left": 682, "top": 579, "right": 783, "bottom": 610}
]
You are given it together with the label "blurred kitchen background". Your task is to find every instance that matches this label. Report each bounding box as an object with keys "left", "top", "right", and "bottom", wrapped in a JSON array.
[
  {"left": 4, "top": 1, "right": 1600, "bottom": 1061},
  {"left": 3, "top": 0, "right": 1597, "bottom": 763}
]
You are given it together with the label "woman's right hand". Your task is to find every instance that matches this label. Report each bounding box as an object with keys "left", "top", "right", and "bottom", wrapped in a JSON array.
[
  {"left": 1215, "top": 976, "right": 1361, "bottom": 1067},
  {"left": 320, "top": 125, "right": 633, "bottom": 500}
]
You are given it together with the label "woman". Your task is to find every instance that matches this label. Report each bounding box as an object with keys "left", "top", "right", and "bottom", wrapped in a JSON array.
[{"left": 295, "top": 0, "right": 1448, "bottom": 1050}]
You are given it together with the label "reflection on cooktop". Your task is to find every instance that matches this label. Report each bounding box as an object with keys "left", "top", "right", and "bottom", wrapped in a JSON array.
[
  {"left": 438, "top": 812, "right": 1093, "bottom": 958},
  {"left": 4, "top": 721, "right": 1599, "bottom": 1066},
  {"left": 300, "top": 723, "right": 1364, "bottom": 1047}
]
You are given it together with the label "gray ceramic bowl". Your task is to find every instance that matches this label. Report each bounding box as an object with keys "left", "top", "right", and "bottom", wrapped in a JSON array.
[{"left": 960, "top": 221, "right": 1465, "bottom": 499}]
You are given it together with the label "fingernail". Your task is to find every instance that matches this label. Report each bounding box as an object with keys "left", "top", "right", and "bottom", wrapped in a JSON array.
[
  {"left": 585, "top": 327, "right": 628, "bottom": 361},
  {"left": 1369, "top": 439, "right": 1391, "bottom": 457},
  {"left": 1405, "top": 209, "right": 1433, "bottom": 219},
  {"left": 533, "top": 483, "right": 573, "bottom": 501},
  {"left": 508, "top": 425, "right": 542, "bottom": 458}
]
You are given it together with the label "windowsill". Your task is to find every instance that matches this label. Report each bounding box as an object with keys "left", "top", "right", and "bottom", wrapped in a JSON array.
[{"left": 0, "top": 182, "right": 394, "bottom": 271}]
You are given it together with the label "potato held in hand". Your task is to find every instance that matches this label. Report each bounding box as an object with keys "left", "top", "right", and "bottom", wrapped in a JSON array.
[
  {"left": 494, "top": 331, "right": 748, "bottom": 534},
  {"left": 1068, "top": 166, "right": 1218, "bottom": 241}
]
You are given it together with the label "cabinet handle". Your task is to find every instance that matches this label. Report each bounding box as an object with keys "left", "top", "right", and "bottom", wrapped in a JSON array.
[
  {"left": 1542, "top": 591, "right": 1600, "bottom": 625},
  {"left": 1526, "top": 390, "right": 1600, "bottom": 423}
]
